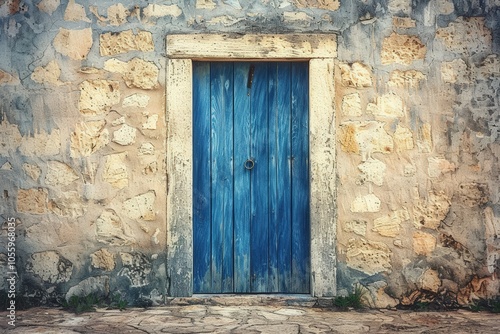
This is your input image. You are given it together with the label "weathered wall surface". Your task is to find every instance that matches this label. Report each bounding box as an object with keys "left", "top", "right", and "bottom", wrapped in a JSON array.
[{"left": 0, "top": 0, "right": 499, "bottom": 307}]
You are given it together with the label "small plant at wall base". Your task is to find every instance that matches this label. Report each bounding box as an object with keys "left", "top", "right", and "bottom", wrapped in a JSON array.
[
  {"left": 61, "top": 292, "right": 128, "bottom": 314},
  {"left": 333, "top": 284, "right": 367, "bottom": 310}
]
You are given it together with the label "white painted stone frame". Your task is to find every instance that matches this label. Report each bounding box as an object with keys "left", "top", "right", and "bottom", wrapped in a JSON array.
[{"left": 166, "top": 34, "right": 337, "bottom": 297}]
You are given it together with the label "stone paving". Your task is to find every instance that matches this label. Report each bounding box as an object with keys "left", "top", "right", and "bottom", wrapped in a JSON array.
[{"left": 2, "top": 302, "right": 500, "bottom": 334}]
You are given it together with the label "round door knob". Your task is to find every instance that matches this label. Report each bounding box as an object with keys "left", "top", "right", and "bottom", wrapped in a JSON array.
[{"left": 244, "top": 158, "right": 255, "bottom": 170}]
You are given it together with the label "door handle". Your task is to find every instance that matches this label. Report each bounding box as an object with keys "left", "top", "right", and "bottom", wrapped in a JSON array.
[{"left": 244, "top": 158, "right": 255, "bottom": 170}]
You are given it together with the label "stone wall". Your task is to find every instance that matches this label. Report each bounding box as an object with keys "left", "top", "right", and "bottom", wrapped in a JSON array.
[{"left": 0, "top": 0, "right": 499, "bottom": 308}]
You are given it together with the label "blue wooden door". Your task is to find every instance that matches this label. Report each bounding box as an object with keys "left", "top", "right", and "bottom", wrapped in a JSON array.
[{"left": 193, "top": 62, "right": 309, "bottom": 293}]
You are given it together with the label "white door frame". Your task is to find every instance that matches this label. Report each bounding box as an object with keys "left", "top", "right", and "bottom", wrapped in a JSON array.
[{"left": 165, "top": 34, "right": 337, "bottom": 297}]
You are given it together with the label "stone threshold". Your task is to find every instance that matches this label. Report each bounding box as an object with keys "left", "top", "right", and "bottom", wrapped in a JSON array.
[{"left": 165, "top": 294, "right": 334, "bottom": 308}]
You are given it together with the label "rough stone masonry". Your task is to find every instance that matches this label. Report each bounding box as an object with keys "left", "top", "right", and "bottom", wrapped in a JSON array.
[{"left": 0, "top": 0, "right": 499, "bottom": 308}]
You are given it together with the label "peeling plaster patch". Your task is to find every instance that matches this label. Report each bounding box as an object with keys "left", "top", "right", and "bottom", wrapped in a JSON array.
[
  {"left": 342, "top": 93, "right": 362, "bottom": 117},
  {"left": 112, "top": 124, "right": 137, "bottom": 146},
  {"left": 66, "top": 276, "right": 110, "bottom": 301},
  {"left": 427, "top": 157, "right": 455, "bottom": 178},
  {"left": 91, "top": 249, "right": 115, "bottom": 271},
  {"left": 79, "top": 80, "right": 121, "bottom": 115},
  {"left": 339, "top": 62, "right": 372, "bottom": 88},
  {"left": 143, "top": 4, "right": 182, "bottom": 18},
  {"left": 70, "top": 120, "right": 110, "bottom": 157},
  {"left": 17, "top": 188, "right": 48, "bottom": 214},
  {"left": 37, "top": 0, "right": 60, "bottom": 15},
  {"left": 357, "top": 158, "right": 386, "bottom": 186},
  {"left": 123, "top": 191, "right": 156, "bottom": 221},
  {"left": 388, "top": 70, "right": 426, "bottom": 88},
  {"left": 95, "top": 209, "right": 136, "bottom": 246},
  {"left": 294, "top": 0, "right": 340, "bottom": 10},
  {"left": 107, "top": 3, "right": 129, "bottom": 26},
  {"left": 122, "top": 94, "right": 150, "bottom": 108},
  {"left": 45, "top": 161, "right": 79, "bottom": 186},
  {"left": 103, "top": 152, "right": 128, "bottom": 189},
  {"left": 105, "top": 58, "right": 159, "bottom": 90},
  {"left": 64, "top": 0, "right": 91, "bottom": 22},
  {"left": 436, "top": 17, "right": 492, "bottom": 55},
  {"left": 53, "top": 28, "right": 93, "bottom": 60},
  {"left": 26, "top": 251, "right": 73, "bottom": 284},
  {"left": 346, "top": 238, "right": 392, "bottom": 275},
  {"left": 372, "top": 208, "right": 410, "bottom": 237},
  {"left": 413, "top": 190, "right": 451, "bottom": 229},
  {"left": 142, "top": 114, "right": 158, "bottom": 130},
  {"left": 48, "top": 191, "right": 86, "bottom": 218},
  {"left": 350, "top": 193, "right": 381, "bottom": 213},
  {"left": 381, "top": 33, "right": 426, "bottom": 65},
  {"left": 119, "top": 252, "right": 152, "bottom": 287},
  {"left": 31, "top": 60, "right": 64, "bottom": 86},
  {"left": 100, "top": 30, "right": 154, "bottom": 56},
  {"left": 413, "top": 231, "right": 437, "bottom": 255},
  {"left": 478, "top": 55, "right": 500, "bottom": 78},
  {"left": 19, "top": 129, "right": 61, "bottom": 157},
  {"left": 456, "top": 183, "right": 489, "bottom": 207},
  {"left": 367, "top": 93, "right": 405, "bottom": 118},
  {"left": 0, "top": 69, "right": 19, "bottom": 85},
  {"left": 339, "top": 121, "right": 394, "bottom": 158},
  {"left": 343, "top": 220, "right": 367, "bottom": 236}
]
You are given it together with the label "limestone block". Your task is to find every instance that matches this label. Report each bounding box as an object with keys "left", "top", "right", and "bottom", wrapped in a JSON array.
[
  {"left": 142, "top": 114, "right": 158, "bottom": 130},
  {"left": 139, "top": 142, "right": 155, "bottom": 155},
  {"left": 372, "top": 208, "right": 410, "bottom": 238},
  {"left": 381, "top": 33, "right": 426, "bottom": 65},
  {"left": 123, "top": 191, "right": 156, "bottom": 221},
  {"left": 65, "top": 276, "right": 110, "bottom": 301},
  {"left": 339, "top": 121, "right": 394, "bottom": 158},
  {"left": 343, "top": 220, "right": 367, "bottom": 236},
  {"left": 437, "top": 0, "right": 454, "bottom": 14},
  {"left": 64, "top": 0, "right": 90, "bottom": 22},
  {"left": 31, "top": 60, "right": 64, "bottom": 86},
  {"left": 112, "top": 116, "right": 125, "bottom": 126},
  {"left": 107, "top": 3, "right": 129, "bottom": 26},
  {"left": 346, "top": 238, "right": 392, "bottom": 275},
  {"left": 100, "top": 30, "right": 154, "bottom": 56},
  {"left": 283, "top": 11, "right": 313, "bottom": 22},
  {"left": 357, "top": 158, "right": 386, "bottom": 186},
  {"left": 19, "top": 129, "right": 61, "bottom": 157},
  {"left": 70, "top": 120, "right": 110, "bottom": 157},
  {"left": 367, "top": 93, "right": 404, "bottom": 118},
  {"left": 45, "top": 161, "right": 79, "bottom": 186},
  {"left": 341, "top": 93, "right": 362, "bottom": 117},
  {"left": 350, "top": 193, "right": 381, "bottom": 213},
  {"left": 53, "top": 28, "right": 93, "bottom": 60},
  {"left": 394, "top": 125, "right": 414, "bottom": 151},
  {"left": 1, "top": 161, "right": 12, "bottom": 170},
  {"left": 441, "top": 59, "right": 468, "bottom": 84},
  {"left": 365, "top": 281, "right": 399, "bottom": 308},
  {"left": 458, "top": 276, "right": 500, "bottom": 305},
  {"left": 0, "top": 69, "right": 19, "bottom": 85},
  {"left": 143, "top": 161, "right": 158, "bottom": 175},
  {"left": 79, "top": 80, "right": 121, "bottom": 115},
  {"left": 118, "top": 252, "right": 152, "bottom": 287},
  {"left": 388, "top": 70, "right": 426, "bottom": 88},
  {"left": 413, "top": 231, "right": 437, "bottom": 255},
  {"left": 48, "top": 191, "right": 86, "bottom": 218},
  {"left": 102, "top": 152, "right": 128, "bottom": 189},
  {"left": 17, "top": 188, "right": 48, "bottom": 214},
  {"left": 105, "top": 58, "right": 159, "bottom": 90},
  {"left": 112, "top": 124, "right": 137, "bottom": 146},
  {"left": 206, "top": 15, "right": 245, "bottom": 26},
  {"left": 0, "top": 119, "right": 22, "bottom": 156},
  {"left": 419, "top": 269, "right": 441, "bottom": 293},
  {"left": 95, "top": 209, "right": 136, "bottom": 246},
  {"left": 26, "top": 251, "right": 73, "bottom": 284},
  {"left": 478, "top": 54, "right": 500, "bottom": 78},
  {"left": 143, "top": 4, "right": 182, "bottom": 18},
  {"left": 416, "top": 123, "right": 432, "bottom": 153},
  {"left": 456, "top": 183, "right": 489, "bottom": 207},
  {"left": 91, "top": 249, "right": 115, "bottom": 271},
  {"left": 436, "top": 17, "right": 492, "bottom": 55},
  {"left": 196, "top": 0, "right": 216, "bottom": 9},
  {"left": 388, "top": 0, "right": 411, "bottom": 14},
  {"left": 427, "top": 157, "right": 455, "bottom": 178},
  {"left": 122, "top": 93, "right": 150, "bottom": 108},
  {"left": 393, "top": 17, "right": 416, "bottom": 28},
  {"left": 37, "top": 0, "right": 60, "bottom": 15},
  {"left": 413, "top": 190, "right": 451, "bottom": 229},
  {"left": 294, "top": 0, "right": 340, "bottom": 10},
  {"left": 338, "top": 62, "right": 372, "bottom": 88}
]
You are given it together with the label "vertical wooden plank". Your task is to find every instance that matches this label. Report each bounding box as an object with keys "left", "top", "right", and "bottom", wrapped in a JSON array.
[
  {"left": 192, "top": 62, "right": 212, "bottom": 293},
  {"left": 250, "top": 63, "right": 270, "bottom": 292},
  {"left": 166, "top": 58, "right": 193, "bottom": 297},
  {"left": 210, "top": 62, "right": 234, "bottom": 293},
  {"left": 275, "top": 62, "right": 293, "bottom": 293},
  {"left": 233, "top": 62, "right": 252, "bottom": 292},
  {"left": 291, "top": 62, "right": 310, "bottom": 293}
]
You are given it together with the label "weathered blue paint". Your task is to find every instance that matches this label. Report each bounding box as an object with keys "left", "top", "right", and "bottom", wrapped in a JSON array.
[{"left": 193, "top": 62, "right": 309, "bottom": 293}]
